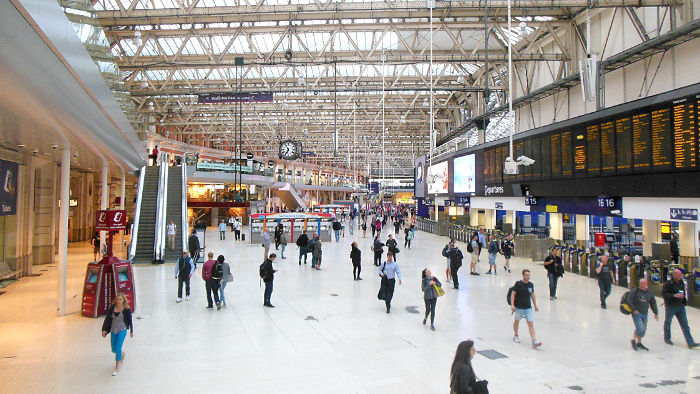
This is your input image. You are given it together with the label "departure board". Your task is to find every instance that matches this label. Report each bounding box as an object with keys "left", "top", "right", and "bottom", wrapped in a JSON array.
[
  {"left": 561, "top": 131, "right": 573, "bottom": 177},
  {"left": 673, "top": 100, "right": 696, "bottom": 169},
  {"left": 489, "top": 149, "right": 497, "bottom": 181},
  {"left": 523, "top": 139, "right": 533, "bottom": 179},
  {"left": 573, "top": 129, "right": 587, "bottom": 177},
  {"left": 485, "top": 149, "right": 493, "bottom": 183},
  {"left": 542, "top": 134, "right": 552, "bottom": 179},
  {"left": 633, "top": 112, "right": 652, "bottom": 170},
  {"left": 586, "top": 124, "right": 601, "bottom": 176},
  {"left": 551, "top": 134, "right": 561, "bottom": 178},
  {"left": 532, "top": 136, "right": 542, "bottom": 180},
  {"left": 515, "top": 141, "right": 524, "bottom": 181},
  {"left": 651, "top": 107, "right": 673, "bottom": 170},
  {"left": 601, "top": 120, "right": 616, "bottom": 175},
  {"left": 615, "top": 117, "right": 633, "bottom": 173}
]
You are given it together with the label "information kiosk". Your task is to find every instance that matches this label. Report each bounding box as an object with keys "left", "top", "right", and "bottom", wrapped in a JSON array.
[
  {"left": 248, "top": 212, "right": 333, "bottom": 244},
  {"left": 82, "top": 210, "right": 135, "bottom": 317}
]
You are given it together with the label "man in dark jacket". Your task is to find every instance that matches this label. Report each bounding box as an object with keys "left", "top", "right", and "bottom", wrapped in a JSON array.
[
  {"left": 262, "top": 253, "right": 278, "bottom": 307},
  {"left": 274, "top": 224, "right": 282, "bottom": 250},
  {"left": 385, "top": 235, "right": 399, "bottom": 262},
  {"left": 629, "top": 278, "right": 659, "bottom": 351},
  {"left": 174, "top": 250, "right": 194, "bottom": 302},
  {"left": 544, "top": 249, "right": 564, "bottom": 300},
  {"left": 373, "top": 236, "right": 385, "bottom": 266},
  {"left": 311, "top": 234, "right": 323, "bottom": 270},
  {"left": 350, "top": 242, "right": 362, "bottom": 280},
  {"left": 296, "top": 230, "right": 309, "bottom": 266},
  {"left": 669, "top": 233, "right": 680, "bottom": 264},
  {"left": 445, "top": 242, "right": 464, "bottom": 290},
  {"left": 662, "top": 269, "right": 699, "bottom": 348},
  {"left": 187, "top": 230, "right": 200, "bottom": 268}
]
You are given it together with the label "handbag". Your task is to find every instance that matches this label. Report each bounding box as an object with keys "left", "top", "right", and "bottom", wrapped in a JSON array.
[
  {"left": 474, "top": 380, "right": 489, "bottom": 394},
  {"left": 433, "top": 283, "right": 445, "bottom": 297},
  {"left": 377, "top": 263, "right": 387, "bottom": 300}
]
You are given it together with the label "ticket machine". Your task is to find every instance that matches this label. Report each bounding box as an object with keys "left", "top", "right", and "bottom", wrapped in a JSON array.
[{"left": 81, "top": 210, "right": 135, "bottom": 317}]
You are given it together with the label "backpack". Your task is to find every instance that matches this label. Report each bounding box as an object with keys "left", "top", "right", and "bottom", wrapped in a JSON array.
[
  {"left": 467, "top": 242, "right": 474, "bottom": 253},
  {"left": 259, "top": 261, "right": 271, "bottom": 281},
  {"left": 620, "top": 290, "right": 634, "bottom": 315},
  {"left": 442, "top": 245, "right": 450, "bottom": 257},
  {"left": 506, "top": 285, "right": 515, "bottom": 306},
  {"left": 211, "top": 262, "right": 223, "bottom": 280}
]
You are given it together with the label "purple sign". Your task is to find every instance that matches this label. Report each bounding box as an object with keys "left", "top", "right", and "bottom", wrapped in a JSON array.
[
  {"left": 0, "top": 159, "right": 18, "bottom": 216},
  {"left": 198, "top": 92, "right": 274, "bottom": 104}
]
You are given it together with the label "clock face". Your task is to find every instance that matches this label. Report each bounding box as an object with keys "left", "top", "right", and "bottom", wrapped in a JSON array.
[{"left": 279, "top": 140, "right": 298, "bottom": 160}]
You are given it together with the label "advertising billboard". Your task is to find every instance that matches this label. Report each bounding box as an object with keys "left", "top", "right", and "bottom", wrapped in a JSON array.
[
  {"left": 0, "top": 159, "right": 18, "bottom": 216},
  {"left": 427, "top": 161, "right": 448, "bottom": 194},
  {"left": 414, "top": 155, "right": 426, "bottom": 198},
  {"left": 453, "top": 154, "right": 476, "bottom": 193}
]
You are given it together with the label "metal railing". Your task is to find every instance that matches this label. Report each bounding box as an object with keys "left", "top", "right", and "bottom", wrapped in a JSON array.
[
  {"left": 127, "top": 166, "right": 146, "bottom": 260},
  {"left": 154, "top": 154, "right": 169, "bottom": 262}
]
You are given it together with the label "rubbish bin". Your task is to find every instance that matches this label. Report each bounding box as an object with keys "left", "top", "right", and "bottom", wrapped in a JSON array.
[{"left": 617, "top": 256, "right": 628, "bottom": 288}]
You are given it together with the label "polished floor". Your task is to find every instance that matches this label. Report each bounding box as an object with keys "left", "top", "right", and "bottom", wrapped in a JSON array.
[{"left": 0, "top": 224, "right": 698, "bottom": 393}]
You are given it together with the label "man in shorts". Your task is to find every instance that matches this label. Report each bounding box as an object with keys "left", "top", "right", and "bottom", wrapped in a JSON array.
[{"left": 510, "top": 269, "right": 542, "bottom": 349}]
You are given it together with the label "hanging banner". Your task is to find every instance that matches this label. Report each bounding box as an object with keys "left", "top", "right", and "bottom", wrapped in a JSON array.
[
  {"left": 0, "top": 159, "right": 18, "bottom": 216},
  {"left": 197, "top": 92, "right": 274, "bottom": 104}
]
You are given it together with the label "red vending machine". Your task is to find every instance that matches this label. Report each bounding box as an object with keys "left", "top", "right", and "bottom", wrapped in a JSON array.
[
  {"left": 112, "top": 261, "right": 136, "bottom": 311},
  {"left": 81, "top": 210, "right": 130, "bottom": 318}
]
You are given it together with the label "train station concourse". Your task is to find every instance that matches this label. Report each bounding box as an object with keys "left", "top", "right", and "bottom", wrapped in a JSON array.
[{"left": 1, "top": 0, "right": 700, "bottom": 393}]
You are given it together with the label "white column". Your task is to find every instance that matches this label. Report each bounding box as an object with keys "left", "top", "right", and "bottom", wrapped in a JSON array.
[
  {"left": 679, "top": 222, "right": 697, "bottom": 257},
  {"left": 550, "top": 213, "right": 564, "bottom": 240},
  {"left": 100, "top": 160, "right": 108, "bottom": 247},
  {"left": 25, "top": 153, "right": 36, "bottom": 274},
  {"left": 469, "top": 208, "right": 479, "bottom": 226},
  {"left": 575, "top": 214, "right": 589, "bottom": 243},
  {"left": 642, "top": 220, "right": 660, "bottom": 256},
  {"left": 120, "top": 167, "right": 126, "bottom": 255},
  {"left": 57, "top": 147, "right": 70, "bottom": 316}
]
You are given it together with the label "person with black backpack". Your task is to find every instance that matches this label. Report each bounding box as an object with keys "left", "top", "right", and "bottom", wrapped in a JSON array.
[
  {"left": 372, "top": 236, "right": 385, "bottom": 266},
  {"left": 468, "top": 234, "right": 480, "bottom": 276},
  {"left": 543, "top": 248, "right": 564, "bottom": 300},
  {"left": 444, "top": 242, "right": 464, "bottom": 290},
  {"left": 296, "top": 230, "right": 309, "bottom": 266},
  {"left": 385, "top": 235, "right": 399, "bottom": 262},
  {"left": 174, "top": 250, "right": 195, "bottom": 302},
  {"left": 260, "top": 253, "right": 278, "bottom": 308},
  {"left": 187, "top": 229, "right": 200, "bottom": 268},
  {"left": 202, "top": 252, "right": 222, "bottom": 310}
]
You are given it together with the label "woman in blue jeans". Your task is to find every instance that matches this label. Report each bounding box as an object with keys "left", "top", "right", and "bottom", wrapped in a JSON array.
[
  {"left": 101, "top": 293, "right": 134, "bottom": 376},
  {"left": 218, "top": 255, "right": 233, "bottom": 307}
]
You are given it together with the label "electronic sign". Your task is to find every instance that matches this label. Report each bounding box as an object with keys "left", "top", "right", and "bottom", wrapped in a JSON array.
[
  {"left": 615, "top": 116, "right": 633, "bottom": 174},
  {"left": 427, "top": 161, "right": 448, "bottom": 194},
  {"left": 632, "top": 112, "right": 652, "bottom": 171},
  {"left": 600, "top": 120, "right": 616, "bottom": 175},
  {"left": 651, "top": 107, "right": 673, "bottom": 170},
  {"left": 672, "top": 99, "right": 696, "bottom": 170},
  {"left": 532, "top": 136, "right": 542, "bottom": 180},
  {"left": 551, "top": 133, "right": 561, "bottom": 178},
  {"left": 541, "top": 135, "right": 552, "bottom": 179},
  {"left": 586, "top": 124, "right": 601, "bottom": 176},
  {"left": 573, "top": 129, "right": 587, "bottom": 177},
  {"left": 561, "top": 131, "right": 573, "bottom": 177},
  {"left": 453, "top": 154, "right": 476, "bottom": 194}
]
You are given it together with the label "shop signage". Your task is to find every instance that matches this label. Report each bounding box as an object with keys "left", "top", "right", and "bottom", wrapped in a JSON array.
[
  {"left": 670, "top": 208, "right": 698, "bottom": 221},
  {"left": 197, "top": 92, "right": 273, "bottom": 104},
  {"left": 0, "top": 159, "right": 18, "bottom": 216}
]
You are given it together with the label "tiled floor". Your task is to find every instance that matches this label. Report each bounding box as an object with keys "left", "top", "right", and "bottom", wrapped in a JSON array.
[{"left": 0, "top": 225, "right": 698, "bottom": 393}]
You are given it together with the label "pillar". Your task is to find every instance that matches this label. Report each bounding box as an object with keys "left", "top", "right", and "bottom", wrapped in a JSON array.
[
  {"left": 678, "top": 221, "right": 697, "bottom": 257},
  {"left": 642, "top": 220, "right": 660, "bottom": 256},
  {"left": 58, "top": 147, "right": 70, "bottom": 316},
  {"left": 33, "top": 163, "right": 57, "bottom": 267},
  {"left": 484, "top": 209, "right": 496, "bottom": 230},
  {"left": 575, "top": 214, "right": 589, "bottom": 243},
  {"left": 550, "top": 213, "right": 564, "bottom": 240},
  {"left": 469, "top": 208, "right": 479, "bottom": 226},
  {"left": 120, "top": 167, "right": 126, "bottom": 255},
  {"left": 100, "top": 160, "right": 108, "bottom": 247},
  {"left": 24, "top": 153, "right": 36, "bottom": 275}
]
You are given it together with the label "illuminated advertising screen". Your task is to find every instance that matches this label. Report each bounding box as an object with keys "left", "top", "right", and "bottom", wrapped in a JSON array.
[
  {"left": 427, "top": 161, "right": 449, "bottom": 194},
  {"left": 453, "top": 154, "right": 476, "bottom": 193}
]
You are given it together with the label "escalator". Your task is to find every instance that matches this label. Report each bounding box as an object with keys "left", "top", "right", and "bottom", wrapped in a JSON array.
[
  {"left": 131, "top": 166, "right": 159, "bottom": 263},
  {"left": 164, "top": 167, "right": 184, "bottom": 260}
]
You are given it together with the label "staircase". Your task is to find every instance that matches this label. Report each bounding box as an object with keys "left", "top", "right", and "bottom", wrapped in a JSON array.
[
  {"left": 132, "top": 166, "right": 159, "bottom": 263},
  {"left": 271, "top": 182, "right": 307, "bottom": 210},
  {"left": 164, "top": 168, "right": 184, "bottom": 260}
]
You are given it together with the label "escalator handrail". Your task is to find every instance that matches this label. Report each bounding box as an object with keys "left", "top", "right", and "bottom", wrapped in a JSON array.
[
  {"left": 128, "top": 166, "right": 146, "bottom": 260},
  {"left": 154, "top": 155, "right": 169, "bottom": 262},
  {"left": 181, "top": 161, "right": 188, "bottom": 254}
]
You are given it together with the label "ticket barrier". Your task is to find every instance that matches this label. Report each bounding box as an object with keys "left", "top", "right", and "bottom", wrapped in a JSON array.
[
  {"left": 688, "top": 269, "right": 700, "bottom": 308},
  {"left": 564, "top": 245, "right": 573, "bottom": 273},
  {"left": 648, "top": 260, "right": 664, "bottom": 297}
]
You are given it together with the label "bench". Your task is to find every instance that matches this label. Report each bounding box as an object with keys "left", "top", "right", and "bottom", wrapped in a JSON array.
[{"left": 0, "top": 261, "right": 18, "bottom": 281}]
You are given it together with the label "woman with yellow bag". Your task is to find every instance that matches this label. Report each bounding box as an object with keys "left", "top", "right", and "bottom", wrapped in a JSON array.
[{"left": 422, "top": 268, "right": 444, "bottom": 331}]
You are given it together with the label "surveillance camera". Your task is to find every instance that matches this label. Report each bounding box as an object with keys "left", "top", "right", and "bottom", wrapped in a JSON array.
[
  {"left": 72, "top": 153, "right": 79, "bottom": 158},
  {"left": 33, "top": 149, "right": 39, "bottom": 154},
  {"left": 51, "top": 144, "right": 59, "bottom": 150},
  {"left": 516, "top": 156, "right": 535, "bottom": 166}
]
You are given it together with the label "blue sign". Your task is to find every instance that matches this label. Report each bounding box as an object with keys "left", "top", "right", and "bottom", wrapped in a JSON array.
[
  {"left": 529, "top": 197, "right": 622, "bottom": 216},
  {"left": 444, "top": 200, "right": 452, "bottom": 207},
  {"left": 0, "top": 159, "right": 18, "bottom": 216},
  {"left": 525, "top": 196, "right": 539, "bottom": 206},
  {"left": 495, "top": 202, "right": 504, "bottom": 209},
  {"left": 454, "top": 196, "right": 470, "bottom": 207},
  {"left": 670, "top": 208, "right": 698, "bottom": 221}
]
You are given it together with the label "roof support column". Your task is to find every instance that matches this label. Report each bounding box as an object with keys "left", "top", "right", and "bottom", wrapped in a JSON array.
[
  {"left": 100, "top": 159, "right": 109, "bottom": 248},
  {"left": 57, "top": 145, "right": 70, "bottom": 316}
]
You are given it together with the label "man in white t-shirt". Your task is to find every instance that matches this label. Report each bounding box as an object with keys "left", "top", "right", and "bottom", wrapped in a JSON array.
[{"left": 167, "top": 220, "right": 177, "bottom": 250}]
